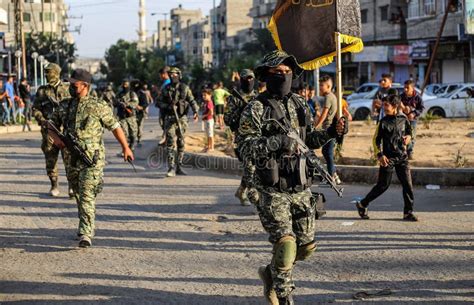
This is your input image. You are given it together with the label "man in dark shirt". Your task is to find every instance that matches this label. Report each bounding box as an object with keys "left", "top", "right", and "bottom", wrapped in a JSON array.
[
  {"left": 400, "top": 80, "right": 424, "bottom": 159},
  {"left": 354, "top": 94, "right": 417, "bottom": 222},
  {"left": 372, "top": 73, "right": 393, "bottom": 121}
]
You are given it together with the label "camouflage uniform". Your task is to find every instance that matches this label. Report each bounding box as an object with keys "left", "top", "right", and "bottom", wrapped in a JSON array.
[
  {"left": 236, "top": 51, "right": 340, "bottom": 302},
  {"left": 156, "top": 68, "right": 199, "bottom": 174},
  {"left": 100, "top": 84, "right": 116, "bottom": 108},
  {"left": 52, "top": 94, "right": 121, "bottom": 238},
  {"left": 224, "top": 69, "right": 258, "bottom": 206},
  {"left": 32, "top": 63, "right": 71, "bottom": 195},
  {"left": 136, "top": 87, "right": 152, "bottom": 144},
  {"left": 115, "top": 88, "right": 139, "bottom": 150}
]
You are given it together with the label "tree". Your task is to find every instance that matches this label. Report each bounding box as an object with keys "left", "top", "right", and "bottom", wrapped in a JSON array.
[{"left": 25, "top": 32, "right": 76, "bottom": 77}]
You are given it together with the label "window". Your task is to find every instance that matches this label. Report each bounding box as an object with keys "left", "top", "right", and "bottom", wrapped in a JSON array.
[
  {"left": 380, "top": 5, "right": 389, "bottom": 21},
  {"left": 408, "top": 0, "right": 420, "bottom": 18},
  {"left": 361, "top": 9, "right": 368, "bottom": 24},
  {"left": 423, "top": 0, "right": 435, "bottom": 15},
  {"left": 40, "top": 12, "right": 55, "bottom": 22},
  {"left": 23, "top": 12, "right": 31, "bottom": 22}
]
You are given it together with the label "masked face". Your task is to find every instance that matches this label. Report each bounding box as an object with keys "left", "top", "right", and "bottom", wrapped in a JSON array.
[
  {"left": 122, "top": 83, "right": 130, "bottom": 93},
  {"left": 69, "top": 82, "right": 87, "bottom": 98},
  {"left": 170, "top": 73, "right": 180, "bottom": 85},
  {"left": 46, "top": 70, "right": 60, "bottom": 86},
  {"left": 266, "top": 72, "right": 292, "bottom": 98},
  {"left": 240, "top": 77, "right": 255, "bottom": 94}
]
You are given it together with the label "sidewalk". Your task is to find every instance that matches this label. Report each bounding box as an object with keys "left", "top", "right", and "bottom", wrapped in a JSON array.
[{"left": 0, "top": 124, "right": 40, "bottom": 135}]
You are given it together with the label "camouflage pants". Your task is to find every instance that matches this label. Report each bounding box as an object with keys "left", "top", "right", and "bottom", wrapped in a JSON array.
[
  {"left": 136, "top": 112, "right": 146, "bottom": 142},
  {"left": 68, "top": 165, "right": 104, "bottom": 238},
  {"left": 40, "top": 129, "right": 69, "bottom": 179},
  {"left": 120, "top": 117, "right": 138, "bottom": 150},
  {"left": 164, "top": 116, "right": 188, "bottom": 168},
  {"left": 239, "top": 160, "right": 258, "bottom": 204},
  {"left": 257, "top": 188, "right": 316, "bottom": 297}
]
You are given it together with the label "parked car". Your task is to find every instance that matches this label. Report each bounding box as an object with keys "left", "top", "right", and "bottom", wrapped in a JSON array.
[
  {"left": 347, "top": 82, "right": 401, "bottom": 101},
  {"left": 424, "top": 83, "right": 442, "bottom": 96},
  {"left": 423, "top": 84, "right": 474, "bottom": 118},
  {"left": 348, "top": 85, "right": 436, "bottom": 120},
  {"left": 433, "top": 83, "right": 463, "bottom": 97}
]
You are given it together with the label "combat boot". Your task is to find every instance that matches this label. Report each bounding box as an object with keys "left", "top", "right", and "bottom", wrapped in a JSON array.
[
  {"left": 166, "top": 167, "right": 176, "bottom": 177},
  {"left": 176, "top": 164, "right": 187, "bottom": 176},
  {"left": 68, "top": 187, "right": 75, "bottom": 199},
  {"left": 78, "top": 235, "right": 92, "bottom": 248},
  {"left": 235, "top": 185, "right": 251, "bottom": 206},
  {"left": 258, "top": 265, "right": 278, "bottom": 305},
  {"left": 49, "top": 177, "right": 60, "bottom": 197},
  {"left": 277, "top": 294, "right": 294, "bottom": 305}
]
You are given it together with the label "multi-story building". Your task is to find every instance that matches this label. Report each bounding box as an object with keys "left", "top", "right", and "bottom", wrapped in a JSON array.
[
  {"left": 0, "top": 0, "right": 72, "bottom": 48},
  {"left": 354, "top": 0, "right": 467, "bottom": 86},
  {"left": 210, "top": 0, "right": 253, "bottom": 67},
  {"left": 249, "top": 0, "right": 276, "bottom": 30},
  {"left": 156, "top": 19, "right": 172, "bottom": 50},
  {"left": 170, "top": 5, "right": 202, "bottom": 50},
  {"left": 181, "top": 16, "right": 212, "bottom": 68}
]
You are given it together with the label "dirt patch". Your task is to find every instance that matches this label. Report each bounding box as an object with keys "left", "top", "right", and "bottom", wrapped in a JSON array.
[{"left": 184, "top": 119, "right": 474, "bottom": 168}]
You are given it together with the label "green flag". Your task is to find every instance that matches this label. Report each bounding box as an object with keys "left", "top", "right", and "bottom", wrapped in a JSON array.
[{"left": 268, "top": 0, "right": 364, "bottom": 70}]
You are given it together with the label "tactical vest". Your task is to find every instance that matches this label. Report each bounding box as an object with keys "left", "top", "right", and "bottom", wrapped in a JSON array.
[
  {"left": 256, "top": 94, "right": 314, "bottom": 193},
  {"left": 165, "top": 83, "right": 190, "bottom": 118}
]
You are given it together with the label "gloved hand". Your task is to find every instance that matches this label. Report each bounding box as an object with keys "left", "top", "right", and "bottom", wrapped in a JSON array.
[{"left": 267, "top": 134, "right": 297, "bottom": 154}]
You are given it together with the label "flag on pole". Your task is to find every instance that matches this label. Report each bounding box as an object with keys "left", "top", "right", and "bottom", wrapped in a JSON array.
[{"left": 268, "top": 0, "right": 364, "bottom": 70}]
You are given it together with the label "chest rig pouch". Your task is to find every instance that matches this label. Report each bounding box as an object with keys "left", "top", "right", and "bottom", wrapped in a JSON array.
[
  {"left": 168, "top": 84, "right": 190, "bottom": 118},
  {"left": 258, "top": 94, "right": 313, "bottom": 193}
]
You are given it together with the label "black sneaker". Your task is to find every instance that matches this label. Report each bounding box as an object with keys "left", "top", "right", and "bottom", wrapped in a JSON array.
[
  {"left": 354, "top": 200, "right": 369, "bottom": 219},
  {"left": 403, "top": 212, "right": 418, "bottom": 222},
  {"left": 78, "top": 235, "right": 92, "bottom": 248}
]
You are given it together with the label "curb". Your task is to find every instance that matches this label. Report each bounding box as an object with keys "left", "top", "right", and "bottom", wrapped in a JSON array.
[
  {"left": 0, "top": 125, "right": 41, "bottom": 135},
  {"left": 138, "top": 144, "right": 474, "bottom": 187}
]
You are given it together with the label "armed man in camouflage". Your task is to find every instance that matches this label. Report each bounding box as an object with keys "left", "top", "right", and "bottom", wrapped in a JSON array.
[
  {"left": 32, "top": 63, "right": 71, "bottom": 197},
  {"left": 236, "top": 51, "right": 347, "bottom": 305},
  {"left": 100, "top": 82, "right": 116, "bottom": 108},
  {"left": 157, "top": 67, "right": 199, "bottom": 177},
  {"left": 224, "top": 69, "right": 258, "bottom": 206},
  {"left": 136, "top": 82, "right": 153, "bottom": 146},
  {"left": 51, "top": 69, "right": 134, "bottom": 248},
  {"left": 115, "top": 80, "right": 139, "bottom": 151}
]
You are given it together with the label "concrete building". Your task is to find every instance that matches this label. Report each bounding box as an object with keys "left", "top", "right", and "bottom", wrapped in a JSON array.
[
  {"left": 181, "top": 16, "right": 212, "bottom": 68},
  {"left": 0, "top": 0, "right": 72, "bottom": 48},
  {"left": 170, "top": 5, "right": 202, "bottom": 50},
  {"left": 354, "top": 0, "right": 467, "bottom": 86},
  {"left": 249, "top": 0, "right": 277, "bottom": 30},
  {"left": 157, "top": 19, "right": 172, "bottom": 50},
  {"left": 210, "top": 0, "right": 253, "bottom": 67}
]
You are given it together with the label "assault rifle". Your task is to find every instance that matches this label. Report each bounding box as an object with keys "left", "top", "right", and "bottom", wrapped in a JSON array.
[
  {"left": 265, "top": 118, "right": 344, "bottom": 198},
  {"left": 168, "top": 91, "right": 183, "bottom": 137},
  {"left": 45, "top": 120, "right": 98, "bottom": 168}
]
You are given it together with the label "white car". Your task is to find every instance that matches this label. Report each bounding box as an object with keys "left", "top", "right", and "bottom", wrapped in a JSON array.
[
  {"left": 348, "top": 86, "right": 436, "bottom": 120},
  {"left": 347, "top": 82, "right": 402, "bottom": 101},
  {"left": 433, "top": 83, "right": 463, "bottom": 97},
  {"left": 423, "top": 84, "right": 474, "bottom": 118}
]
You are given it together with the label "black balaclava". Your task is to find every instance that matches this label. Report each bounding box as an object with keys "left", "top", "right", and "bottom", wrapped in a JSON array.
[
  {"left": 171, "top": 75, "right": 180, "bottom": 85},
  {"left": 240, "top": 78, "right": 255, "bottom": 94},
  {"left": 266, "top": 72, "right": 292, "bottom": 98}
]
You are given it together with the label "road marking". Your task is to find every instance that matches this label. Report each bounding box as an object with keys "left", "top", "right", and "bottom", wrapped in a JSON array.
[{"left": 341, "top": 222, "right": 355, "bottom": 226}]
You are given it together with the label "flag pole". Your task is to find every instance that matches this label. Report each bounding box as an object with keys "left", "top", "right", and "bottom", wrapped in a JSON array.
[{"left": 335, "top": 32, "right": 343, "bottom": 118}]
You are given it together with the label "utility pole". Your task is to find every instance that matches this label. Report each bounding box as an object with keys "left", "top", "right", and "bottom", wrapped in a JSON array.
[{"left": 14, "top": 0, "right": 27, "bottom": 78}]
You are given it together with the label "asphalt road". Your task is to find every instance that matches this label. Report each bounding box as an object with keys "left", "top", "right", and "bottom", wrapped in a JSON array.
[{"left": 0, "top": 119, "right": 473, "bottom": 304}]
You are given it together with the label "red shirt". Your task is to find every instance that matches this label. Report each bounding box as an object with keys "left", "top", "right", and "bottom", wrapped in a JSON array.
[{"left": 202, "top": 99, "right": 214, "bottom": 121}]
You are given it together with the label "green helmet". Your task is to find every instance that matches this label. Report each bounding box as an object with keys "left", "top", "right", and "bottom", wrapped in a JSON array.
[
  {"left": 255, "top": 50, "right": 303, "bottom": 81},
  {"left": 44, "top": 63, "right": 61, "bottom": 76},
  {"left": 240, "top": 69, "right": 255, "bottom": 79},
  {"left": 169, "top": 67, "right": 182, "bottom": 76}
]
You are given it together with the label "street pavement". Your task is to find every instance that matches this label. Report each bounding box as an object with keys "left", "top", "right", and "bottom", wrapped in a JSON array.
[{"left": 0, "top": 119, "right": 473, "bottom": 304}]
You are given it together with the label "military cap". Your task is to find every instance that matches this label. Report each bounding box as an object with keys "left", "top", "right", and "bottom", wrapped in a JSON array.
[
  {"left": 44, "top": 63, "right": 61, "bottom": 75},
  {"left": 240, "top": 69, "right": 255, "bottom": 79},
  {"left": 68, "top": 69, "right": 92, "bottom": 84},
  {"left": 168, "top": 67, "right": 182, "bottom": 75},
  {"left": 255, "top": 50, "right": 303, "bottom": 81}
]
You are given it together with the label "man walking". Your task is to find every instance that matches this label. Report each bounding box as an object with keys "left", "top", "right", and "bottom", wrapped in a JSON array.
[
  {"left": 115, "top": 80, "right": 139, "bottom": 151},
  {"left": 400, "top": 80, "right": 424, "bottom": 159}
]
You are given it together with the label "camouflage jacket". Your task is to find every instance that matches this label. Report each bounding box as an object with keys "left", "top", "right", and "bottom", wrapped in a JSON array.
[
  {"left": 236, "top": 92, "right": 335, "bottom": 191},
  {"left": 52, "top": 95, "right": 120, "bottom": 169},
  {"left": 115, "top": 90, "right": 139, "bottom": 119},
  {"left": 100, "top": 89, "right": 116, "bottom": 108},
  {"left": 224, "top": 89, "right": 257, "bottom": 133},
  {"left": 157, "top": 83, "right": 199, "bottom": 119},
  {"left": 33, "top": 82, "right": 70, "bottom": 124}
]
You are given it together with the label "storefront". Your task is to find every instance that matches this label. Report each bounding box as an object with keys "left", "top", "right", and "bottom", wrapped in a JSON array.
[{"left": 353, "top": 46, "right": 389, "bottom": 83}]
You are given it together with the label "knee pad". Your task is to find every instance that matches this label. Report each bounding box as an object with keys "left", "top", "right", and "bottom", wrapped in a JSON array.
[
  {"left": 273, "top": 236, "right": 297, "bottom": 272},
  {"left": 295, "top": 240, "right": 316, "bottom": 262}
]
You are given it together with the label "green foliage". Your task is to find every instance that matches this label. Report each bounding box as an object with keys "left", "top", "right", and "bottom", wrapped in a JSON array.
[
  {"left": 26, "top": 32, "right": 76, "bottom": 76},
  {"left": 368, "top": 146, "right": 378, "bottom": 165},
  {"left": 453, "top": 144, "right": 468, "bottom": 168},
  {"left": 419, "top": 113, "right": 440, "bottom": 129},
  {"left": 103, "top": 40, "right": 165, "bottom": 86}
]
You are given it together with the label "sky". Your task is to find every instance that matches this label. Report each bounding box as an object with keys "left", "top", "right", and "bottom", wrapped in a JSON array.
[{"left": 65, "top": 0, "right": 215, "bottom": 58}]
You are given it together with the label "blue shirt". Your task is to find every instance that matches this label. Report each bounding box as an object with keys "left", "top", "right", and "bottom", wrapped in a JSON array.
[
  {"left": 5, "top": 82, "right": 14, "bottom": 102},
  {"left": 160, "top": 79, "right": 171, "bottom": 91}
]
